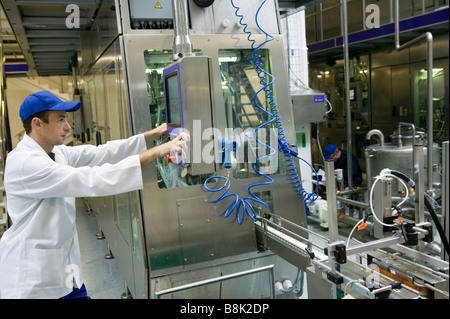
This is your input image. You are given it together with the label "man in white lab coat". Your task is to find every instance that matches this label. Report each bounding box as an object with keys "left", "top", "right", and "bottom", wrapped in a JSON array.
[{"left": 0, "top": 90, "right": 189, "bottom": 299}]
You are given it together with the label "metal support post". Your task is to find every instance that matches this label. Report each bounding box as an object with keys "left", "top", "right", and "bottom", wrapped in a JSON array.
[
  {"left": 442, "top": 141, "right": 449, "bottom": 262},
  {"left": 373, "top": 176, "right": 392, "bottom": 239},
  {"left": 341, "top": 0, "right": 353, "bottom": 189},
  {"left": 325, "top": 159, "right": 342, "bottom": 298},
  {"left": 413, "top": 145, "right": 425, "bottom": 225},
  {"left": 325, "top": 160, "right": 339, "bottom": 243}
]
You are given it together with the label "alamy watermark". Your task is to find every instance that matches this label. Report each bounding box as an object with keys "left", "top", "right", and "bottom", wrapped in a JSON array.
[
  {"left": 64, "top": 3, "right": 380, "bottom": 30},
  {"left": 65, "top": 264, "right": 81, "bottom": 289},
  {"left": 65, "top": 4, "right": 80, "bottom": 29},
  {"left": 365, "top": 4, "right": 380, "bottom": 29},
  {"left": 174, "top": 121, "right": 281, "bottom": 175}
]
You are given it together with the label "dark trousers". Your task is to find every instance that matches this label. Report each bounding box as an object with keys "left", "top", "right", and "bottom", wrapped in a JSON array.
[{"left": 60, "top": 284, "right": 91, "bottom": 299}]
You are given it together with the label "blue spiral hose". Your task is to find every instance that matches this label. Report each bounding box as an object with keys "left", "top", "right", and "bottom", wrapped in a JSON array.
[
  {"left": 237, "top": 0, "right": 318, "bottom": 205},
  {"left": 203, "top": 0, "right": 318, "bottom": 224},
  {"left": 204, "top": 175, "right": 258, "bottom": 225}
]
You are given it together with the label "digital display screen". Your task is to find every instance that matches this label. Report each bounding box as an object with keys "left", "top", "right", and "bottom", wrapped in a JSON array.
[{"left": 165, "top": 73, "right": 181, "bottom": 127}]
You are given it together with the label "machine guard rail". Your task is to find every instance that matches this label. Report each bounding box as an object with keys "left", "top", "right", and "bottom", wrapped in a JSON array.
[{"left": 154, "top": 264, "right": 276, "bottom": 299}]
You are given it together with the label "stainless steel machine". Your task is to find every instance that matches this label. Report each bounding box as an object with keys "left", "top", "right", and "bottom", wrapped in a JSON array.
[
  {"left": 78, "top": 0, "right": 307, "bottom": 299},
  {"left": 76, "top": 0, "right": 449, "bottom": 299}
]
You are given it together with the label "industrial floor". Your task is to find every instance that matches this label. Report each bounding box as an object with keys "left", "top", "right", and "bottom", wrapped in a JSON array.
[{"left": 76, "top": 200, "right": 127, "bottom": 299}]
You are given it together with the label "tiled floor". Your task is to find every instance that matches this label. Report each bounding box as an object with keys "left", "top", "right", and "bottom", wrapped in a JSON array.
[{"left": 76, "top": 200, "right": 126, "bottom": 299}]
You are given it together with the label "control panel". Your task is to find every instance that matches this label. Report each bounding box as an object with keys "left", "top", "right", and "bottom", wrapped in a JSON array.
[{"left": 163, "top": 56, "right": 216, "bottom": 176}]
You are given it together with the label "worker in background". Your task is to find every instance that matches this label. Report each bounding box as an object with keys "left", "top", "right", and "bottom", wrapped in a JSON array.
[
  {"left": 0, "top": 90, "right": 189, "bottom": 299},
  {"left": 324, "top": 144, "right": 363, "bottom": 188}
]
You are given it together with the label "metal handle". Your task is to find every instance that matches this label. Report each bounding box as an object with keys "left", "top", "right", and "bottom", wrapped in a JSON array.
[
  {"left": 398, "top": 122, "right": 416, "bottom": 146},
  {"left": 154, "top": 264, "right": 275, "bottom": 299}
]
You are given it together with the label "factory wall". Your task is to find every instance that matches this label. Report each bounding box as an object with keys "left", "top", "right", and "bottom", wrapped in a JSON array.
[
  {"left": 307, "top": 32, "right": 449, "bottom": 170},
  {"left": 5, "top": 75, "right": 74, "bottom": 148}
]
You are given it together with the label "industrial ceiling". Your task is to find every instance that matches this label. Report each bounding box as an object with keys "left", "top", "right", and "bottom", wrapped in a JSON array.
[
  {"left": 0, "top": 0, "right": 321, "bottom": 77},
  {"left": 1, "top": 0, "right": 101, "bottom": 76}
]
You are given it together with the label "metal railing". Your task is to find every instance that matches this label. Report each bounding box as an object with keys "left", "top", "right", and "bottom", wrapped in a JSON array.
[
  {"left": 154, "top": 264, "right": 276, "bottom": 299},
  {"left": 305, "top": 0, "right": 449, "bottom": 43}
]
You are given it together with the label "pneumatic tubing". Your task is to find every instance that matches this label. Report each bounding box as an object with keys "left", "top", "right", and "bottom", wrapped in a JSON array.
[
  {"left": 203, "top": 175, "right": 258, "bottom": 225},
  {"left": 388, "top": 170, "right": 449, "bottom": 256},
  {"left": 277, "top": 139, "right": 319, "bottom": 203},
  {"left": 202, "top": 0, "right": 273, "bottom": 225},
  {"left": 203, "top": 0, "right": 319, "bottom": 224},
  {"left": 369, "top": 172, "right": 410, "bottom": 228},
  {"left": 253, "top": 3, "right": 318, "bottom": 204},
  {"left": 231, "top": 0, "right": 318, "bottom": 205},
  {"left": 230, "top": 0, "right": 277, "bottom": 208}
]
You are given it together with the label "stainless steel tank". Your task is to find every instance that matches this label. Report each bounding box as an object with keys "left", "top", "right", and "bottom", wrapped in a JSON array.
[{"left": 365, "top": 125, "right": 441, "bottom": 192}]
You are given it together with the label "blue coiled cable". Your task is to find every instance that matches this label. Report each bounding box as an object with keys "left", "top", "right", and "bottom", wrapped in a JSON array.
[
  {"left": 203, "top": 0, "right": 272, "bottom": 225},
  {"left": 204, "top": 175, "right": 258, "bottom": 225},
  {"left": 203, "top": 0, "right": 318, "bottom": 224},
  {"left": 240, "top": 0, "right": 318, "bottom": 205},
  {"left": 245, "top": 1, "right": 278, "bottom": 207},
  {"left": 251, "top": 1, "right": 318, "bottom": 204}
]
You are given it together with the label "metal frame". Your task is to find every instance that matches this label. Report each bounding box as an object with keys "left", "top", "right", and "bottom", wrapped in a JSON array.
[
  {"left": 443, "top": 141, "right": 449, "bottom": 262},
  {"left": 122, "top": 30, "right": 308, "bottom": 292}
]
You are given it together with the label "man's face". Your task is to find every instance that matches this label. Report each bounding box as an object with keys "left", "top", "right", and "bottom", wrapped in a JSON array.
[
  {"left": 329, "top": 149, "right": 340, "bottom": 162},
  {"left": 40, "top": 111, "right": 72, "bottom": 146}
]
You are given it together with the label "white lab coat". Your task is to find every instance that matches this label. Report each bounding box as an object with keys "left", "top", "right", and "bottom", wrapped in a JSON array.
[{"left": 0, "top": 133, "right": 147, "bottom": 299}]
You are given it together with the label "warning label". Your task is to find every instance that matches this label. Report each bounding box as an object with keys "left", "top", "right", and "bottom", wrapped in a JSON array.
[{"left": 155, "top": 2, "right": 162, "bottom": 9}]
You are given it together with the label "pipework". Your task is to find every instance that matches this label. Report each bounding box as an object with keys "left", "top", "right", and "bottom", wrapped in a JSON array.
[
  {"left": 171, "top": 0, "right": 195, "bottom": 60},
  {"left": 394, "top": 0, "right": 434, "bottom": 191}
]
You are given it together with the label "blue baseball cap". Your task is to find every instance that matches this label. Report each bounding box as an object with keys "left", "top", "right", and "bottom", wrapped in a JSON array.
[
  {"left": 19, "top": 90, "right": 81, "bottom": 122},
  {"left": 324, "top": 144, "right": 337, "bottom": 160}
]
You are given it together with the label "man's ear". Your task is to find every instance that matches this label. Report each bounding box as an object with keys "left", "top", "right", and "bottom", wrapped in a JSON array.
[{"left": 31, "top": 117, "right": 41, "bottom": 130}]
